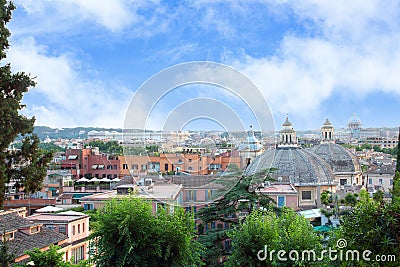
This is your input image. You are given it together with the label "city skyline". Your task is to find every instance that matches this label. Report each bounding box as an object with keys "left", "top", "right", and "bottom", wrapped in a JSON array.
[{"left": 6, "top": 1, "right": 400, "bottom": 130}]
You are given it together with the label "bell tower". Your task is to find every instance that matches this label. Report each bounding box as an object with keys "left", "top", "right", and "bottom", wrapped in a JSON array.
[
  {"left": 321, "top": 119, "right": 334, "bottom": 143},
  {"left": 279, "top": 115, "right": 297, "bottom": 147}
]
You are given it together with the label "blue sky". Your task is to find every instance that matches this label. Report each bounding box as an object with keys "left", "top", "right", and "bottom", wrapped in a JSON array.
[{"left": 5, "top": 0, "right": 400, "bottom": 131}]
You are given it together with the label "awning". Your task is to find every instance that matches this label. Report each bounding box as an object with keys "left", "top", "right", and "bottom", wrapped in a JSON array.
[
  {"left": 67, "top": 155, "right": 78, "bottom": 160},
  {"left": 313, "top": 225, "right": 332, "bottom": 232}
]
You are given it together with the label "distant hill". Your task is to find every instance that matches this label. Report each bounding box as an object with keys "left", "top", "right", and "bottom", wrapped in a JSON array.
[{"left": 33, "top": 126, "right": 122, "bottom": 140}]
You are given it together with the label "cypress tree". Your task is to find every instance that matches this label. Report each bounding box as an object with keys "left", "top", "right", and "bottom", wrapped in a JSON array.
[
  {"left": 392, "top": 127, "right": 400, "bottom": 205},
  {"left": 0, "top": 0, "right": 52, "bottom": 208}
]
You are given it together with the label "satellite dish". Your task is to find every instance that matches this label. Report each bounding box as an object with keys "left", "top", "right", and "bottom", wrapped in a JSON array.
[{"left": 278, "top": 177, "right": 283, "bottom": 182}]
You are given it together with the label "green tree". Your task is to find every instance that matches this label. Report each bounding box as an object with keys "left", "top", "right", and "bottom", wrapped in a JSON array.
[
  {"left": 226, "top": 208, "right": 322, "bottom": 267},
  {"left": 0, "top": 233, "right": 14, "bottom": 267},
  {"left": 344, "top": 193, "right": 357, "bottom": 206},
  {"left": 335, "top": 188, "right": 400, "bottom": 266},
  {"left": 0, "top": 0, "right": 52, "bottom": 208},
  {"left": 197, "top": 169, "right": 275, "bottom": 266},
  {"left": 372, "top": 190, "right": 384, "bottom": 204},
  {"left": 38, "top": 142, "right": 64, "bottom": 153},
  {"left": 87, "top": 140, "right": 123, "bottom": 155},
  {"left": 392, "top": 127, "right": 400, "bottom": 206},
  {"left": 18, "top": 245, "right": 90, "bottom": 267},
  {"left": 320, "top": 190, "right": 332, "bottom": 206},
  {"left": 90, "top": 197, "right": 203, "bottom": 267}
]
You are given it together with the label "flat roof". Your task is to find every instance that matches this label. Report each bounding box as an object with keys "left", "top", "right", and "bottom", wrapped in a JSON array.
[
  {"left": 80, "top": 183, "right": 183, "bottom": 202},
  {"left": 257, "top": 184, "right": 297, "bottom": 194},
  {"left": 28, "top": 211, "right": 88, "bottom": 222}
]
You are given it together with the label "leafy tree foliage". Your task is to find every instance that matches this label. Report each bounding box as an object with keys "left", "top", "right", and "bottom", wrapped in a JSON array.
[
  {"left": 197, "top": 169, "right": 275, "bottom": 266},
  {"left": 334, "top": 189, "right": 400, "bottom": 266},
  {"left": 344, "top": 193, "right": 357, "bottom": 207},
  {"left": 16, "top": 245, "right": 90, "bottom": 267},
  {"left": 392, "top": 128, "right": 400, "bottom": 206},
  {"left": 87, "top": 140, "right": 123, "bottom": 155},
  {"left": 0, "top": 0, "right": 52, "bottom": 208},
  {"left": 90, "top": 197, "right": 203, "bottom": 267},
  {"left": 38, "top": 142, "right": 64, "bottom": 153},
  {"left": 226, "top": 208, "right": 322, "bottom": 267}
]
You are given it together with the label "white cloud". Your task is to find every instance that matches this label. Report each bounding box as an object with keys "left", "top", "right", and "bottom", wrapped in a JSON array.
[
  {"left": 8, "top": 37, "right": 131, "bottom": 128},
  {"left": 229, "top": 0, "right": 400, "bottom": 125},
  {"left": 12, "top": 0, "right": 164, "bottom": 34}
]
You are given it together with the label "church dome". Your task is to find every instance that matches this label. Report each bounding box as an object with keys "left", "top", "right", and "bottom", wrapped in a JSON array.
[
  {"left": 348, "top": 113, "right": 362, "bottom": 129},
  {"left": 310, "top": 143, "right": 361, "bottom": 174},
  {"left": 244, "top": 147, "right": 335, "bottom": 184},
  {"left": 239, "top": 130, "right": 263, "bottom": 152}
]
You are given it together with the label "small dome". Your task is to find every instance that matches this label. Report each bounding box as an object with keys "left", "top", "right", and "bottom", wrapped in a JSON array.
[
  {"left": 239, "top": 130, "right": 263, "bottom": 152},
  {"left": 245, "top": 147, "right": 335, "bottom": 184},
  {"left": 348, "top": 113, "right": 362, "bottom": 129},
  {"left": 322, "top": 119, "right": 333, "bottom": 128},
  {"left": 311, "top": 143, "right": 361, "bottom": 173},
  {"left": 282, "top": 115, "right": 292, "bottom": 127}
]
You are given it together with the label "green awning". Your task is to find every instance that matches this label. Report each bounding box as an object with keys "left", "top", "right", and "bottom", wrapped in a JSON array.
[
  {"left": 313, "top": 225, "right": 332, "bottom": 232},
  {"left": 72, "top": 193, "right": 92, "bottom": 199}
]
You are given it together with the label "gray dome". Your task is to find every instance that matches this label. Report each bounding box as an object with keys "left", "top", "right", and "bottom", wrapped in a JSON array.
[
  {"left": 245, "top": 147, "right": 334, "bottom": 184},
  {"left": 310, "top": 143, "right": 361, "bottom": 174}
]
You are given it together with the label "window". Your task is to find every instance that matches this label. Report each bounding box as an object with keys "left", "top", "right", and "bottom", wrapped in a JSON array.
[
  {"left": 91, "top": 165, "right": 98, "bottom": 169},
  {"left": 107, "top": 165, "right": 112, "bottom": 170},
  {"left": 3, "top": 232, "right": 14, "bottom": 241},
  {"left": 187, "top": 190, "right": 196, "bottom": 201},
  {"left": 68, "top": 155, "right": 78, "bottom": 160},
  {"left": 71, "top": 245, "right": 85, "bottom": 264},
  {"left": 369, "top": 178, "right": 373, "bottom": 185},
  {"left": 59, "top": 225, "right": 66, "bottom": 234},
  {"left": 78, "top": 224, "right": 80, "bottom": 234},
  {"left": 188, "top": 167, "right": 193, "bottom": 171},
  {"left": 102, "top": 174, "right": 106, "bottom": 178},
  {"left": 188, "top": 159, "right": 192, "bottom": 162},
  {"left": 141, "top": 164, "right": 147, "bottom": 170},
  {"left": 205, "top": 190, "right": 213, "bottom": 201},
  {"left": 45, "top": 224, "right": 55, "bottom": 230},
  {"left": 31, "top": 226, "right": 40, "bottom": 234},
  {"left": 83, "top": 204, "right": 94, "bottom": 211},
  {"left": 82, "top": 223, "right": 85, "bottom": 233},
  {"left": 340, "top": 179, "right": 347, "bottom": 186},
  {"left": 379, "top": 179, "right": 383, "bottom": 185},
  {"left": 132, "top": 164, "right": 138, "bottom": 170},
  {"left": 73, "top": 225, "right": 76, "bottom": 235},
  {"left": 165, "top": 163, "right": 169, "bottom": 171},
  {"left": 390, "top": 179, "right": 394, "bottom": 185},
  {"left": 277, "top": 196, "right": 286, "bottom": 207},
  {"left": 301, "top": 191, "right": 312, "bottom": 200},
  {"left": 208, "top": 164, "right": 221, "bottom": 170},
  {"left": 113, "top": 165, "right": 117, "bottom": 170},
  {"left": 122, "top": 164, "right": 128, "bottom": 169},
  {"left": 98, "top": 165, "right": 105, "bottom": 169},
  {"left": 114, "top": 174, "right": 117, "bottom": 178}
]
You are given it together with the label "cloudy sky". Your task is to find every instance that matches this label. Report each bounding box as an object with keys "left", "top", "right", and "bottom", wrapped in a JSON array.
[{"left": 6, "top": 0, "right": 400, "bottom": 131}]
